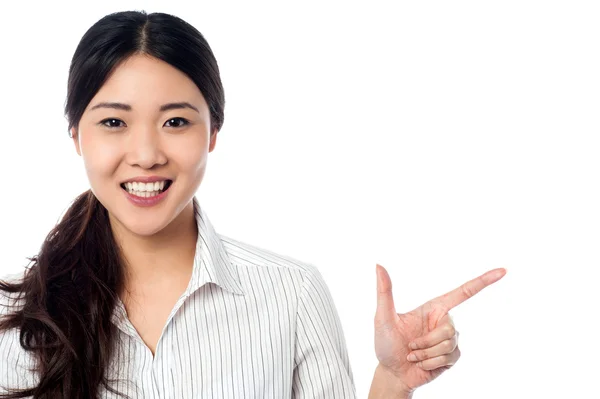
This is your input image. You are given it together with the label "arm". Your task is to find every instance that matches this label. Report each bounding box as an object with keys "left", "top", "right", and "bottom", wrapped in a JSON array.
[{"left": 291, "top": 264, "right": 357, "bottom": 398}]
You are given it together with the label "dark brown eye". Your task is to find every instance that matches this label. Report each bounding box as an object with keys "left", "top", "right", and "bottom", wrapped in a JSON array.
[
  {"left": 165, "top": 117, "right": 190, "bottom": 128},
  {"left": 100, "top": 118, "right": 125, "bottom": 128}
]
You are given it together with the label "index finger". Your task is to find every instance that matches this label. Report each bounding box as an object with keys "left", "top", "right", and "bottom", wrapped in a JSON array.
[{"left": 434, "top": 268, "right": 507, "bottom": 311}]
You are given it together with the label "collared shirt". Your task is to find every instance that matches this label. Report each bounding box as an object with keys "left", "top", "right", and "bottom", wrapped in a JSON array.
[{"left": 0, "top": 199, "right": 357, "bottom": 398}]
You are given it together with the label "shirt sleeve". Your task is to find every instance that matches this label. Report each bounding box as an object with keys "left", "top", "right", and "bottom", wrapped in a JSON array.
[{"left": 292, "top": 264, "right": 357, "bottom": 399}]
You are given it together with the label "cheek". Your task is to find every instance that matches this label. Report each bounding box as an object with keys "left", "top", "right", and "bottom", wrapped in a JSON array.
[
  {"left": 80, "top": 136, "right": 121, "bottom": 179},
  {"left": 173, "top": 136, "right": 210, "bottom": 172}
]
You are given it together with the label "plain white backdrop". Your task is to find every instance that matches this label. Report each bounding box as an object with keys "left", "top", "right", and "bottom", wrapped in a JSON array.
[{"left": 1, "top": 1, "right": 598, "bottom": 397}]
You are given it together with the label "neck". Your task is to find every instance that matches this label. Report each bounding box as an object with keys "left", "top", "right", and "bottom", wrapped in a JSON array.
[{"left": 110, "top": 200, "right": 198, "bottom": 295}]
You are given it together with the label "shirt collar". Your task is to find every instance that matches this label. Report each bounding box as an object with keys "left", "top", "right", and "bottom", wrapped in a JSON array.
[
  {"left": 186, "top": 197, "right": 246, "bottom": 297},
  {"left": 112, "top": 198, "right": 245, "bottom": 326},
  {"left": 111, "top": 199, "right": 244, "bottom": 329}
]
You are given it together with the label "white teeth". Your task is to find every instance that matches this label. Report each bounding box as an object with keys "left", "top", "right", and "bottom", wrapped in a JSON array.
[
  {"left": 124, "top": 181, "right": 169, "bottom": 192},
  {"left": 127, "top": 190, "right": 161, "bottom": 198},
  {"left": 122, "top": 180, "right": 170, "bottom": 197}
]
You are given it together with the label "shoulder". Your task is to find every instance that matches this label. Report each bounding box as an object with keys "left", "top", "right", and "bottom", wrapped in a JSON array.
[
  {"left": 0, "top": 271, "right": 38, "bottom": 391},
  {"left": 218, "top": 233, "right": 329, "bottom": 295},
  {"left": 219, "top": 233, "right": 321, "bottom": 276}
]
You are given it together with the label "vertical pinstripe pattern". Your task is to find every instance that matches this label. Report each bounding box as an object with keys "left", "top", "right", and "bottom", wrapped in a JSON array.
[{"left": 0, "top": 197, "right": 357, "bottom": 398}]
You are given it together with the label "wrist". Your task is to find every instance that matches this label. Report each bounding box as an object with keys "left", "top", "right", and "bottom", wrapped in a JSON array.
[{"left": 369, "top": 363, "right": 415, "bottom": 399}]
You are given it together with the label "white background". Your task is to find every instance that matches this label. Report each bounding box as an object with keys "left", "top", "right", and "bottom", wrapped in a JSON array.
[{"left": 1, "top": 1, "right": 598, "bottom": 397}]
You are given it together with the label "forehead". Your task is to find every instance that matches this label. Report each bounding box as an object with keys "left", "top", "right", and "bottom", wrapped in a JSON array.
[{"left": 86, "top": 54, "right": 207, "bottom": 112}]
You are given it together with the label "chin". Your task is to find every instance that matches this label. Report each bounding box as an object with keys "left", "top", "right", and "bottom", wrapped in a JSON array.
[
  {"left": 107, "top": 209, "right": 172, "bottom": 237},
  {"left": 125, "top": 221, "right": 169, "bottom": 237}
]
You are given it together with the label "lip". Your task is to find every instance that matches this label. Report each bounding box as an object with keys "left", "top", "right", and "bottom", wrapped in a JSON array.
[
  {"left": 120, "top": 176, "right": 172, "bottom": 184},
  {"left": 121, "top": 181, "right": 172, "bottom": 207}
]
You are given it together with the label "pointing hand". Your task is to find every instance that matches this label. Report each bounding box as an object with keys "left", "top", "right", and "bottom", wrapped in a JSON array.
[{"left": 373, "top": 264, "right": 507, "bottom": 394}]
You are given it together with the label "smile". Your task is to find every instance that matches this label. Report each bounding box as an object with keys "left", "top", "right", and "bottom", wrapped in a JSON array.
[{"left": 119, "top": 180, "right": 173, "bottom": 198}]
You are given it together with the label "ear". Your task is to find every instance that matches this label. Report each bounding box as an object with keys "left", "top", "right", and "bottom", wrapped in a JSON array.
[
  {"left": 70, "top": 127, "right": 81, "bottom": 156},
  {"left": 208, "top": 128, "right": 218, "bottom": 153}
]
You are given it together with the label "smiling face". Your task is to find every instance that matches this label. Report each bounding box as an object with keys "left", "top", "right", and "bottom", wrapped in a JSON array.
[{"left": 71, "top": 53, "right": 217, "bottom": 237}]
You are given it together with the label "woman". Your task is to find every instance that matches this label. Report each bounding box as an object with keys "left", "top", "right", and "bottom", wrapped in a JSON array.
[{"left": 0, "top": 10, "right": 505, "bottom": 399}]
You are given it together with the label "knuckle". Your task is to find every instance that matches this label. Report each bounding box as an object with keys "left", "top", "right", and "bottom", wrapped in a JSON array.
[
  {"left": 461, "top": 283, "right": 476, "bottom": 298},
  {"left": 444, "top": 324, "right": 456, "bottom": 338},
  {"left": 443, "top": 340, "right": 454, "bottom": 352},
  {"left": 451, "top": 337, "right": 458, "bottom": 350}
]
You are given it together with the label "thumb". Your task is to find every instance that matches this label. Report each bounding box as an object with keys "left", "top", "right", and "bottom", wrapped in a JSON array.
[{"left": 375, "top": 263, "right": 397, "bottom": 326}]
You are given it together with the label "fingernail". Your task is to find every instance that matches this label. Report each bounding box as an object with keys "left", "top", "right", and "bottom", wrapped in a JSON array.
[
  {"left": 409, "top": 342, "right": 417, "bottom": 350},
  {"left": 407, "top": 353, "right": 417, "bottom": 362}
]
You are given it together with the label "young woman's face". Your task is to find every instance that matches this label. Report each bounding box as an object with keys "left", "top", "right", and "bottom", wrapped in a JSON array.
[{"left": 71, "top": 54, "right": 217, "bottom": 237}]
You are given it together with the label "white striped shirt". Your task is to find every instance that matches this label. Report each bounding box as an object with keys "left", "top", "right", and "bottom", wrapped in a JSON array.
[{"left": 0, "top": 198, "right": 357, "bottom": 398}]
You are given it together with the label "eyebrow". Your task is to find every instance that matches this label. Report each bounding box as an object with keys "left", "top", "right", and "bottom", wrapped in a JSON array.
[{"left": 89, "top": 101, "right": 200, "bottom": 113}]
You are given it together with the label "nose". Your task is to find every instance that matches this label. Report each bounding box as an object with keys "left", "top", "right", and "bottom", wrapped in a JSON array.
[{"left": 125, "top": 125, "right": 168, "bottom": 169}]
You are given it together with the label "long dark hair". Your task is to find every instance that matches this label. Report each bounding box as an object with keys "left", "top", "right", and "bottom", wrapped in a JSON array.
[{"left": 0, "top": 10, "right": 225, "bottom": 398}]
